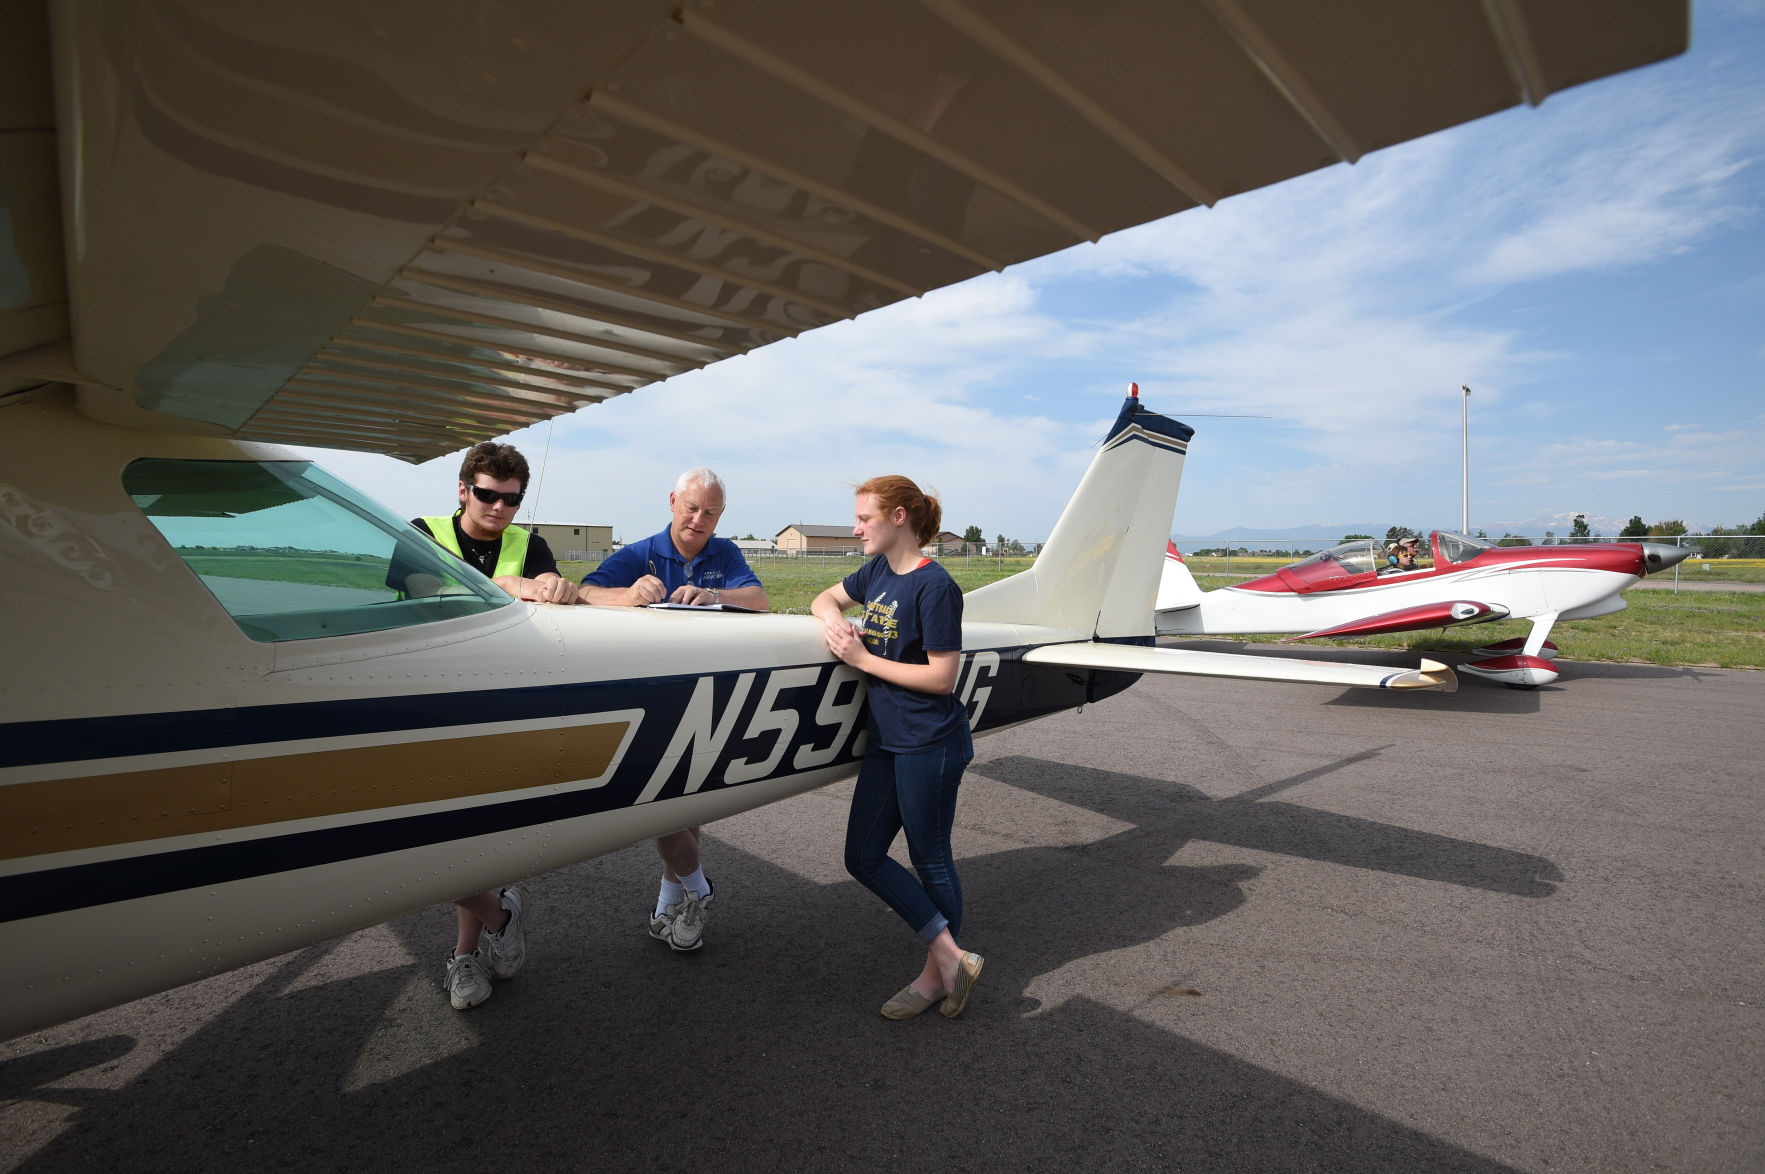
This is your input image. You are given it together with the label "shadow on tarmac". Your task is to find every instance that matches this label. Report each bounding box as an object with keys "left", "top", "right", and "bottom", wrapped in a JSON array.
[
  {"left": 5, "top": 751, "right": 1557, "bottom": 1172},
  {"left": 972, "top": 755, "right": 1562, "bottom": 898},
  {"left": 0, "top": 1036, "right": 132, "bottom": 1107}
]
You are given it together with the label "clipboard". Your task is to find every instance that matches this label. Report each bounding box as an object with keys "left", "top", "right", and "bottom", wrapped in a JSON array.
[{"left": 644, "top": 602, "right": 763, "bottom": 613}]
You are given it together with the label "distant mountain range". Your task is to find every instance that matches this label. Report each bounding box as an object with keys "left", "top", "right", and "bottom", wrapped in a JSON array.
[
  {"left": 1174, "top": 512, "right": 1643, "bottom": 544},
  {"left": 1478, "top": 511, "right": 1633, "bottom": 538}
]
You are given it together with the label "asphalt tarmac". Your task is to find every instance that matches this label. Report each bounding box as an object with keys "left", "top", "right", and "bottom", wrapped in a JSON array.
[{"left": 4, "top": 646, "right": 1761, "bottom": 1173}]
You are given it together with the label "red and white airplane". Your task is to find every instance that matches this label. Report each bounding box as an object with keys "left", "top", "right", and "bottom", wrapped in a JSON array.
[{"left": 1155, "top": 533, "right": 1695, "bottom": 687}]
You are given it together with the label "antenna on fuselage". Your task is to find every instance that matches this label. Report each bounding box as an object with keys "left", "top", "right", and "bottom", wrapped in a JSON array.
[{"left": 527, "top": 417, "right": 555, "bottom": 527}]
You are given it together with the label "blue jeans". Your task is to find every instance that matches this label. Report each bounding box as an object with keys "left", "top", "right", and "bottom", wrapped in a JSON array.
[{"left": 843, "top": 724, "right": 974, "bottom": 943}]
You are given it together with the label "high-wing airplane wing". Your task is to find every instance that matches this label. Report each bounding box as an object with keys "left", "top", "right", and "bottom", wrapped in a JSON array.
[{"left": 3, "top": 1, "right": 1687, "bottom": 459}]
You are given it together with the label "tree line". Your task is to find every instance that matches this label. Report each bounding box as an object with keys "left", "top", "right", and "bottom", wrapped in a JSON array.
[{"left": 1364, "top": 512, "right": 1765, "bottom": 556}]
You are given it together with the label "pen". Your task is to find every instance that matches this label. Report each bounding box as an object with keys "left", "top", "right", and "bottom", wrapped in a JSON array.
[{"left": 648, "top": 558, "right": 657, "bottom": 578}]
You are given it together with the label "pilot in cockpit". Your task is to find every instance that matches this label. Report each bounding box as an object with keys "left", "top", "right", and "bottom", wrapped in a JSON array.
[{"left": 1383, "top": 536, "right": 1424, "bottom": 573}]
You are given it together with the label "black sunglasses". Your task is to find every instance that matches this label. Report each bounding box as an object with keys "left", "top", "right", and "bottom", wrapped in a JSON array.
[{"left": 468, "top": 484, "right": 524, "bottom": 508}]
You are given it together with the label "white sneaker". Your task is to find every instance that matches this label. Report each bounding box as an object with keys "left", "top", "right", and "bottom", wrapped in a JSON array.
[
  {"left": 445, "top": 948, "right": 493, "bottom": 1010},
  {"left": 649, "top": 878, "right": 714, "bottom": 946},
  {"left": 667, "top": 880, "right": 714, "bottom": 953},
  {"left": 649, "top": 899, "right": 679, "bottom": 942},
  {"left": 483, "top": 885, "right": 528, "bottom": 980}
]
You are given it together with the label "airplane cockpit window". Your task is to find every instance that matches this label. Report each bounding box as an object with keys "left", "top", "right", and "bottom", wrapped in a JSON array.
[
  {"left": 1288, "top": 540, "right": 1381, "bottom": 578},
  {"left": 1434, "top": 531, "right": 1493, "bottom": 565},
  {"left": 125, "top": 458, "right": 512, "bottom": 642}
]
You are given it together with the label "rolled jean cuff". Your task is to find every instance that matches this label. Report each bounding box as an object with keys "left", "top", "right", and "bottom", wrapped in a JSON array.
[{"left": 917, "top": 912, "right": 950, "bottom": 943}]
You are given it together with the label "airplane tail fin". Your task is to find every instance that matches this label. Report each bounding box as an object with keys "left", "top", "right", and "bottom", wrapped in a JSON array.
[
  {"left": 965, "top": 389, "right": 1191, "bottom": 638},
  {"left": 1155, "top": 541, "right": 1204, "bottom": 613}
]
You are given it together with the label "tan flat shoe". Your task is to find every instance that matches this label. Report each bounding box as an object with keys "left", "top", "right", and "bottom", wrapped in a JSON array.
[
  {"left": 880, "top": 984, "right": 947, "bottom": 1020},
  {"left": 940, "top": 952, "right": 984, "bottom": 1018}
]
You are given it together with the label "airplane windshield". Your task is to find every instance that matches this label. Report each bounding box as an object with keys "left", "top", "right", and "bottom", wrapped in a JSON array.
[
  {"left": 125, "top": 458, "right": 513, "bottom": 642},
  {"left": 1434, "top": 531, "right": 1493, "bottom": 565},
  {"left": 1287, "top": 540, "right": 1382, "bottom": 578}
]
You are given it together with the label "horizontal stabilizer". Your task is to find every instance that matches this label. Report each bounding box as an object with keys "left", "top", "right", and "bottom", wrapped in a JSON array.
[
  {"left": 1289, "top": 600, "right": 1508, "bottom": 642},
  {"left": 1023, "top": 643, "right": 1457, "bottom": 692}
]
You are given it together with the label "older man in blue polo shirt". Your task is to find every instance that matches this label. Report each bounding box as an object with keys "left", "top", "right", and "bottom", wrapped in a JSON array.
[
  {"left": 578, "top": 468, "right": 769, "bottom": 952},
  {"left": 580, "top": 469, "right": 768, "bottom": 610}
]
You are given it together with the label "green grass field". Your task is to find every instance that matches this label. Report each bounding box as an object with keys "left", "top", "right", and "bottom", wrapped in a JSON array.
[
  {"left": 559, "top": 555, "right": 1039, "bottom": 614},
  {"left": 1669, "top": 558, "right": 1765, "bottom": 585},
  {"left": 559, "top": 555, "right": 1765, "bottom": 670},
  {"left": 179, "top": 549, "right": 391, "bottom": 591}
]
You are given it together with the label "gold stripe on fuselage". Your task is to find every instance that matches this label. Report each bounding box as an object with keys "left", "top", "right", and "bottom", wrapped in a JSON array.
[{"left": 1, "top": 722, "right": 630, "bottom": 860}]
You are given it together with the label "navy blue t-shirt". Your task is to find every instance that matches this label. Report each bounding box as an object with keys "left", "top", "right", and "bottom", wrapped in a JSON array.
[{"left": 842, "top": 556, "right": 966, "bottom": 752}]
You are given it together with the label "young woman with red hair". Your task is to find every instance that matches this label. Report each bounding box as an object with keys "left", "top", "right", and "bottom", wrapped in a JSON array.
[{"left": 811, "top": 476, "right": 983, "bottom": 1019}]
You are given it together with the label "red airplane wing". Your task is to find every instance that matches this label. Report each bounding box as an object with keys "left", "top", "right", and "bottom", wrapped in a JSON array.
[{"left": 1287, "top": 600, "right": 1510, "bottom": 641}]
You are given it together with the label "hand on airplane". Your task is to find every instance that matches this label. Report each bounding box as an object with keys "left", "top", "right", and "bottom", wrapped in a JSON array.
[
  {"left": 671, "top": 584, "right": 718, "bottom": 605},
  {"left": 496, "top": 574, "right": 579, "bottom": 604},
  {"left": 528, "top": 574, "right": 579, "bottom": 605},
  {"left": 626, "top": 575, "right": 668, "bottom": 606},
  {"left": 823, "top": 617, "right": 868, "bottom": 666}
]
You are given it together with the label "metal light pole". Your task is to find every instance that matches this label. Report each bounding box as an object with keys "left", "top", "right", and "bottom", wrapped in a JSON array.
[{"left": 1461, "top": 385, "right": 1471, "bottom": 534}]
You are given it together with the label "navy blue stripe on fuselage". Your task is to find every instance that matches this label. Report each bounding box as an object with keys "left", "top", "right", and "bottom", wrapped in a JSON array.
[
  {"left": 1, "top": 672, "right": 784, "bottom": 769},
  {"left": 1, "top": 650, "right": 1141, "bottom": 921}
]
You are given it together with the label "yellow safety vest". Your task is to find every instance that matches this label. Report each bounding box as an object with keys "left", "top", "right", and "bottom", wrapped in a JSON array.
[{"left": 421, "top": 515, "right": 530, "bottom": 579}]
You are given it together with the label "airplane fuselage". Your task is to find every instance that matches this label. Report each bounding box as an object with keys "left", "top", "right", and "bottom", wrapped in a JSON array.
[
  {"left": 1162, "top": 547, "right": 1646, "bottom": 636},
  {"left": 3, "top": 389, "right": 1149, "bottom": 1038}
]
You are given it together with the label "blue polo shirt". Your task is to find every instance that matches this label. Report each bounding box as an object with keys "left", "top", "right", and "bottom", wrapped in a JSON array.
[{"left": 584, "top": 527, "right": 761, "bottom": 595}]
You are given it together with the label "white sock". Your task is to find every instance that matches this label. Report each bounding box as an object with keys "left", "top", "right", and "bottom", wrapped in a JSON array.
[
  {"left": 655, "top": 877, "right": 684, "bottom": 919},
  {"left": 680, "top": 867, "right": 709, "bottom": 899}
]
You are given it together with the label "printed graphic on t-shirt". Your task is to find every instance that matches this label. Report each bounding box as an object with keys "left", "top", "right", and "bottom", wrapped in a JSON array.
[{"left": 860, "top": 595, "right": 901, "bottom": 651}]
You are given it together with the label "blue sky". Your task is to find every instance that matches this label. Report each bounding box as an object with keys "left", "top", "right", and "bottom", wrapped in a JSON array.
[{"left": 304, "top": 1, "right": 1765, "bottom": 545}]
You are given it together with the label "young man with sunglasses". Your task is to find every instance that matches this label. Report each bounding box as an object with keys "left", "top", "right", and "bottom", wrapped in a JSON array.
[
  {"left": 409, "top": 443, "right": 580, "bottom": 605},
  {"left": 577, "top": 468, "right": 770, "bottom": 952},
  {"left": 401, "top": 441, "right": 570, "bottom": 1008}
]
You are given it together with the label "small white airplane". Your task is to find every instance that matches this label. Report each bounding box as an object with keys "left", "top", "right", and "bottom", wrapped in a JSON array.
[
  {"left": 1, "top": 2, "right": 1685, "bottom": 1038},
  {"left": 1155, "top": 534, "right": 1695, "bottom": 687}
]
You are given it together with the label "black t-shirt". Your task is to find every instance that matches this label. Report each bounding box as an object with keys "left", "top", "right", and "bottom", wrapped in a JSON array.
[
  {"left": 388, "top": 513, "right": 559, "bottom": 590},
  {"left": 842, "top": 555, "right": 966, "bottom": 752}
]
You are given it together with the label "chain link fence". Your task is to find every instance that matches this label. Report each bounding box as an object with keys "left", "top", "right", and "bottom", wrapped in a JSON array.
[
  {"left": 745, "top": 544, "right": 1045, "bottom": 570},
  {"left": 566, "top": 533, "right": 1761, "bottom": 579}
]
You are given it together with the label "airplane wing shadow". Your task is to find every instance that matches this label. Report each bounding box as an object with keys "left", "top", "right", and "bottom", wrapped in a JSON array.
[{"left": 969, "top": 755, "right": 1563, "bottom": 900}]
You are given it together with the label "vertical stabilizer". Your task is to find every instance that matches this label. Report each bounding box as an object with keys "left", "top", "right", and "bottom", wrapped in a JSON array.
[
  {"left": 965, "top": 391, "right": 1192, "bottom": 638},
  {"left": 1155, "top": 541, "right": 1204, "bottom": 612}
]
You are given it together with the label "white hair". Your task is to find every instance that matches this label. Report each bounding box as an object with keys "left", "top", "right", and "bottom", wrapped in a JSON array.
[{"left": 675, "top": 467, "right": 725, "bottom": 497}]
